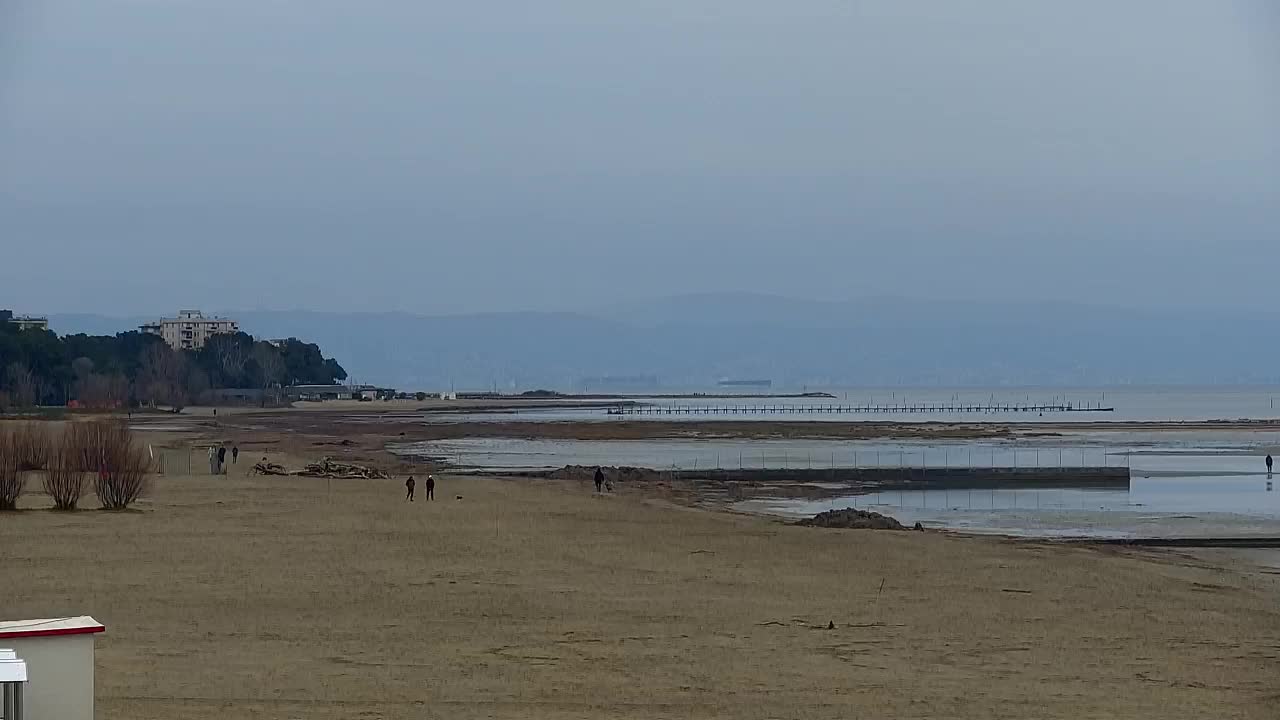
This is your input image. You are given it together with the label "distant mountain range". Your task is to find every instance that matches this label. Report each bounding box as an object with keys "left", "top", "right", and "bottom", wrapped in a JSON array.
[{"left": 46, "top": 294, "right": 1280, "bottom": 389}]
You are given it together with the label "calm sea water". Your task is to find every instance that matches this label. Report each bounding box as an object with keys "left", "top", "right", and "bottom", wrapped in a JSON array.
[
  {"left": 419, "top": 386, "right": 1280, "bottom": 424},
  {"left": 393, "top": 435, "right": 1280, "bottom": 473}
]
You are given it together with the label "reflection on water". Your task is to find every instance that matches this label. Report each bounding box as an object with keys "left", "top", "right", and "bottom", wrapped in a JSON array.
[
  {"left": 750, "top": 476, "right": 1280, "bottom": 518},
  {"left": 392, "top": 436, "right": 1280, "bottom": 476},
  {"left": 391, "top": 432, "right": 1280, "bottom": 537}
]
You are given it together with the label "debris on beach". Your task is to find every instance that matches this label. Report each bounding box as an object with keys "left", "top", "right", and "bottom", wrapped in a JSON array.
[
  {"left": 250, "top": 458, "right": 390, "bottom": 479},
  {"left": 298, "top": 458, "right": 390, "bottom": 479},
  {"left": 797, "top": 508, "right": 906, "bottom": 530},
  {"left": 252, "top": 461, "right": 289, "bottom": 476}
]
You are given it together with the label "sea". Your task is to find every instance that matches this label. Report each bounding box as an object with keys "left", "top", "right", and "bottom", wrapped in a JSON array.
[
  {"left": 420, "top": 385, "right": 1280, "bottom": 424},
  {"left": 392, "top": 385, "right": 1280, "bottom": 537}
]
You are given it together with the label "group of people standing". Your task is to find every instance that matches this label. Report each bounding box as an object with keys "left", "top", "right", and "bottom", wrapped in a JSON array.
[
  {"left": 405, "top": 474, "right": 435, "bottom": 501},
  {"left": 207, "top": 444, "right": 239, "bottom": 475}
]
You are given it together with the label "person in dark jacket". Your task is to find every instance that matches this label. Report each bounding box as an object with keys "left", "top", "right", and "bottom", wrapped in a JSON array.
[
  {"left": 216, "top": 445, "right": 227, "bottom": 474},
  {"left": 405, "top": 476, "right": 416, "bottom": 501},
  {"left": 232, "top": 445, "right": 240, "bottom": 464},
  {"left": 426, "top": 474, "right": 436, "bottom": 501},
  {"left": 1267, "top": 454, "right": 1273, "bottom": 475},
  {"left": 594, "top": 467, "right": 604, "bottom": 493}
]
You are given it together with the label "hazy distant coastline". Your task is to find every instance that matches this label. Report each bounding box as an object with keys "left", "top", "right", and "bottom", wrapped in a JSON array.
[{"left": 47, "top": 293, "right": 1280, "bottom": 389}]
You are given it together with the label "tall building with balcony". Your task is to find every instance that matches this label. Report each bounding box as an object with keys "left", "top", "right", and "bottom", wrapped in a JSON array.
[
  {"left": 7, "top": 315, "right": 49, "bottom": 331},
  {"left": 139, "top": 310, "right": 239, "bottom": 351}
]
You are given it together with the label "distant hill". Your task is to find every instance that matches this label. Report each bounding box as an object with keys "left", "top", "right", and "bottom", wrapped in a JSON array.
[{"left": 48, "top": 295, "right": 1280, "bottom": 389}]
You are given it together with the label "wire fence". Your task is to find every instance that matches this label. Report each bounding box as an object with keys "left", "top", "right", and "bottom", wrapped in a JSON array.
[
  {"left": 649, "top": 446, "right": 1128, "bottom": 472},
  {"left": 153, "top": 447, "right": 247, "bottom": 476}
]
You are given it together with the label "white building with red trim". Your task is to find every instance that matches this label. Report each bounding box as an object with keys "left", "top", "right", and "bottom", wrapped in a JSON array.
[{"left": 0, "top": 617, "right": 104, "bottom": 720}]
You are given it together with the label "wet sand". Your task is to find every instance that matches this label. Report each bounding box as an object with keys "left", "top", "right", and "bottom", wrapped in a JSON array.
[
  {"left": 5, "top": 414, "right": 1279, "bottom": 717},
  {"left": 3, "top": 463, "right": 1280, "bottom": 718}
]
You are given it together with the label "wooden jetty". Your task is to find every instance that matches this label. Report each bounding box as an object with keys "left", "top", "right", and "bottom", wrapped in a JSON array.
[{"left": 607, "top": 403, "right": 1114, "bottom": 416}]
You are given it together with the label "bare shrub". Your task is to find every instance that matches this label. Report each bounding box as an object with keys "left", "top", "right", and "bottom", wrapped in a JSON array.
[
  {"left": 44, "top": 438, "right": 87, "bottom": 511},
  {"left": 11, "top": 422, "right": 52, "bottom": 471},
  {"left": 0, "top": 428, "right": 22, "bottom": 511},
  {"left": 65, "top": 421, "right": 123, "bottom": 472},
  {"left": 95, "top": 442, "right": 150, "bottom": 510},
  {"left": 4, "top": 363, "right": 37, "bottom": 408},
  {"left": 80, "top": 421, "right": 150, "bottom": 510}
]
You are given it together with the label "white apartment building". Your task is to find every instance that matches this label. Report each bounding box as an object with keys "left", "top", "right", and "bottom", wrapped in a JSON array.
[
  {"left": 139, "top": 310, "right": 239, "bottom": 351},
  {"left": 7, "top": 315, "right": 49, "bottom": 331}
]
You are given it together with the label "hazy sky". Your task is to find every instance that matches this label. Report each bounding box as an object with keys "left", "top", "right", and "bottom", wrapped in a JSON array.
[{"left": 2, "top": 1, "right": 1277, "bottom": 316}]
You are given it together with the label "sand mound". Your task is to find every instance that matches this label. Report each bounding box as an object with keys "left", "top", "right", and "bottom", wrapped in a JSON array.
[{"left": 798, "top": 508, "right": 907, "bottom": 530}]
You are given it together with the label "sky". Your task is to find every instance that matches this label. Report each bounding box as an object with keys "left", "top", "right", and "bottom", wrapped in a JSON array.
[{"left": 1, "top": 1, "right": 1277, "bottom": 316}]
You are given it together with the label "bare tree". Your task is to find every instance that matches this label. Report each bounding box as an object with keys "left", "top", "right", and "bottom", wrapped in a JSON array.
[
  {"left": 71, "top": 357, "right": 125, "bottom": 408},
  {"left": 137, "top": 345, "right": 189, "bottom": 411},
  {"left": 252, "top": 342, "right": 286, "bottom": 406},
  {"left": 208, "top": 334, "right": 249, "bottom": 384},
  {"left": 77, "top": 372, "right": 129, "bottom": 409},
  {"left": 4, "top": 362, "right": 37, "bottom": 408}
]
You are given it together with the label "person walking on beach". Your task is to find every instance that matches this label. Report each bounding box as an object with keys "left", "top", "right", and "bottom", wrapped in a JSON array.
[
  {"left": 426, "top": 474, "right": 436, "bottom": 501},
  {"left": 232, "top": 445, "right": 240, "bottom": 465},
  {"left": 1267, "top": 454, "right": 1273, "bottom": 475},
  {"left": 216, "top": 445, "right": 227, "bottom": 475},
  {"left": 594, "top": 467, "right": 604, "bottom": 493},
  {"left": 208, "top": 446, "right": 216, "bottom": 475},
  {"left": 405, "top": 475, "right": 416, "bottom": 501}
]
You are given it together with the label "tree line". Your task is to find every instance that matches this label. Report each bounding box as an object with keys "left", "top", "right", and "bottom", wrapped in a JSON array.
[{"left": 0, "top": 310, "right": 347, "bottom": 410}]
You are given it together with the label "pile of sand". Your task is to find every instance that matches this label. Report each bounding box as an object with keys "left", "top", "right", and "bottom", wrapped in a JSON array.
[{"left": 797, "top": 508, "right": 907, "bottom": 530}]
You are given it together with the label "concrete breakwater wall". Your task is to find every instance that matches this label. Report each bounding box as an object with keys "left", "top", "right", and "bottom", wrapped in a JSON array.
[{"left": 535, "top": 465, "right": 1130, "bottom": 492}]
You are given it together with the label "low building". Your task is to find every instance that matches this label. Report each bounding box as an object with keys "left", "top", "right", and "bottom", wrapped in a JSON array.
[
  {"left": 139, "top": 310, "right": 238, "bottom": 351},
  {"left": 7, "top": 315, "right": 49, "bottom": 332},
  {"left": 0, "top": 616, "right": 104, "bottom": 720},
  {"left": 285, "top": 384, "right": 396, "bottom": 402},
  {"left": 203, "top": 388, "right": 270, "bottom": 405}
]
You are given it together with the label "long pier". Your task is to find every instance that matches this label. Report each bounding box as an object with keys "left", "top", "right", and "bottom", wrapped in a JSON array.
[{"left": 607, "top": 403, "right": 1114, "bottom": 416}]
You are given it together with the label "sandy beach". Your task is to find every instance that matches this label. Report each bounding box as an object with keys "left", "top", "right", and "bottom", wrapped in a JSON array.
[{"left": 1, "top": 415, "right": 1279, "bottom": 718}]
